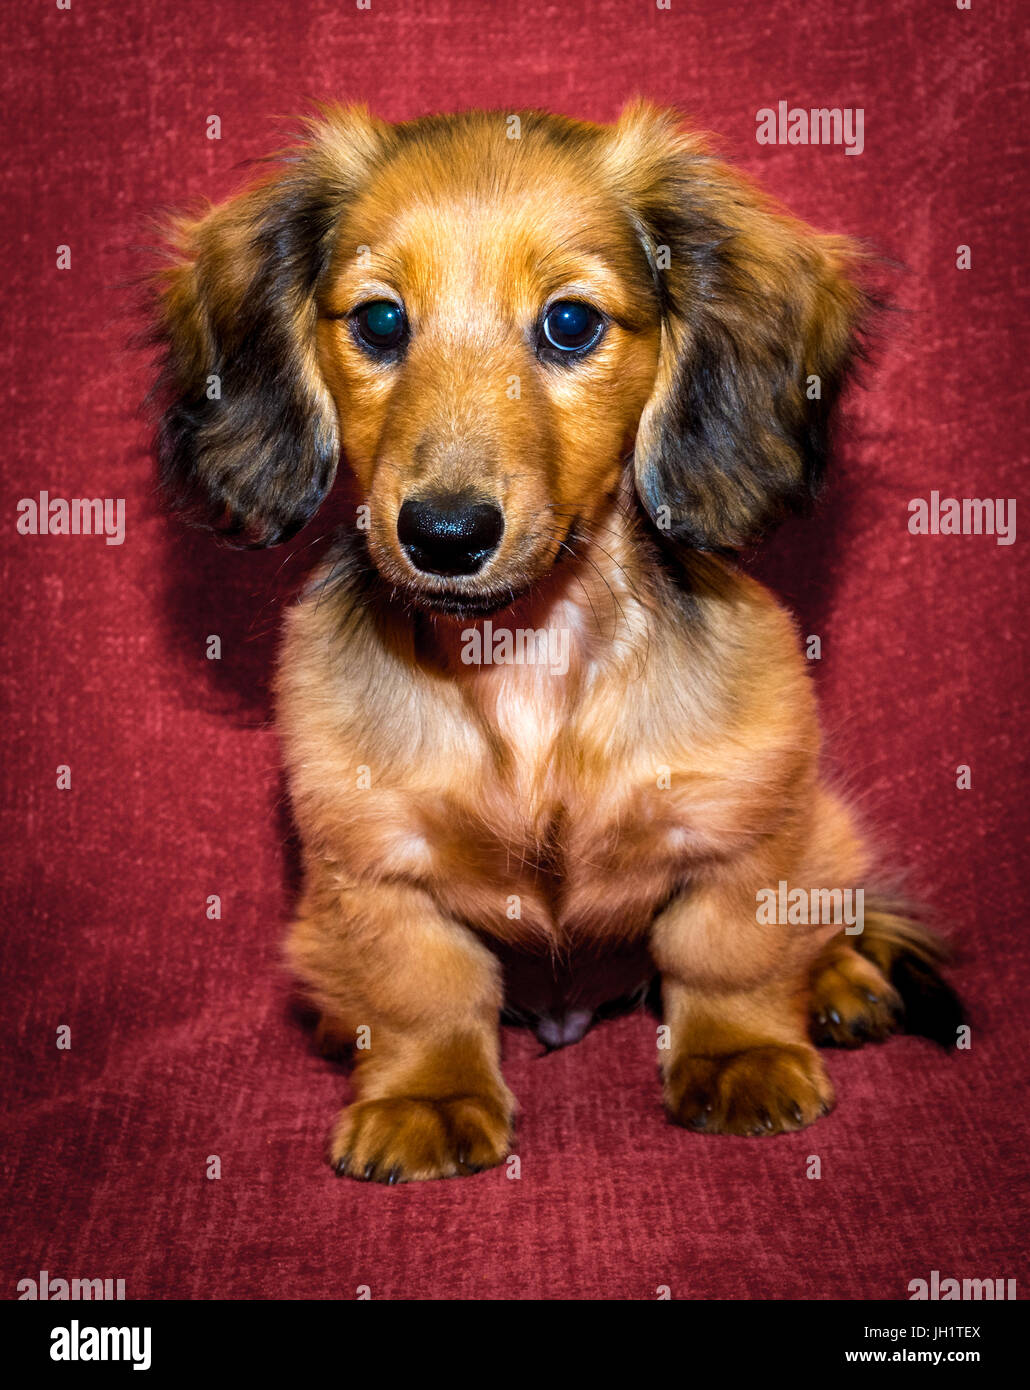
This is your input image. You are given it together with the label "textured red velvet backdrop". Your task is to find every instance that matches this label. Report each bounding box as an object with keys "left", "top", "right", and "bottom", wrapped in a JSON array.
[{"left": 2, "top": 0, "right": 1027, "bottom": 1302}]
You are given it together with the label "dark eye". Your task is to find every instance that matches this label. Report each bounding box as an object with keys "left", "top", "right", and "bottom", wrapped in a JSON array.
[
  {"left": 540, "top": 300, "right": 604, "bottom": 355},
  {"left": 353, "top": 300, "right": 407, "bottom": 353}
]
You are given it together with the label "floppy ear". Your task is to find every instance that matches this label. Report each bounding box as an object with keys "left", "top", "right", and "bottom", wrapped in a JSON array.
[
  {"left": 609, "top": 103, "right": 868, "bottom": 551},
  {"left": 152, "top": 107, "right": 383, "bottom": 546}
]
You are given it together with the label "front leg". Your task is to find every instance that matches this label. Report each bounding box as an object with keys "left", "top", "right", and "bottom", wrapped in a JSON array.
[
  {"left": 288, "top": 874, "right": 514, "bottom": 1182},
  {"left": 651, "top": 867, "right": 838, "bottom": 1136}
]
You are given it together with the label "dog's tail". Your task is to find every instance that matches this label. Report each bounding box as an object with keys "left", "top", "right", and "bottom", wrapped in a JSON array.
[{"left": 855, "top": 900, "right": 966, "bottom": 1047}]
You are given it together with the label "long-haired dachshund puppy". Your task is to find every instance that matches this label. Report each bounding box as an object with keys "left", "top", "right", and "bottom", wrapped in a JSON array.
[{"left": 152, "top": 103, "right": 962, "bottom": 1182}]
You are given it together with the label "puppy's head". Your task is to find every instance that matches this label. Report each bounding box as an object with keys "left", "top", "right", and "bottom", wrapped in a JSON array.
[{"left": 153, "top": 103, "right": 866, "bottom": 610}]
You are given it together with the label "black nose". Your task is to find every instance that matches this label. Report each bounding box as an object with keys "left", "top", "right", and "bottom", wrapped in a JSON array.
[{"left": 397, "top": 496, "right": 504, "bottom": 576}]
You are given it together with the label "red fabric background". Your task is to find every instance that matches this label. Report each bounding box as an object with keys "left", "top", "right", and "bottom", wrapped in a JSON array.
[{"left": 2, "top": 0, "right": 1027, "bottom": 1301}]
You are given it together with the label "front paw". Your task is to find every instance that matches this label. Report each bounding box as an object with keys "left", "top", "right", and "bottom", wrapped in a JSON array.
[
  {"left": 664, "top": 1043, "right": 834, "bottom": 1136},
  {"left": 330, "top": 1093, "right": 513, "bottom": 1183}
]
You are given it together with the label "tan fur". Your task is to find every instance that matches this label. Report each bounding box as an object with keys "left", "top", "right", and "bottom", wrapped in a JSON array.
[{"left": 154, "top": 103, "right": 957, "bottom": 1181}]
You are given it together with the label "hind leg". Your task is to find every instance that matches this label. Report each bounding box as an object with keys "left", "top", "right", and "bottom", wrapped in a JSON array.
[
  {"left": 809, "top": 936, "right": 902, "bottom": 1047},
  {"left": 810, "top": 909, "right": 963, "bottom": 1049}
]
